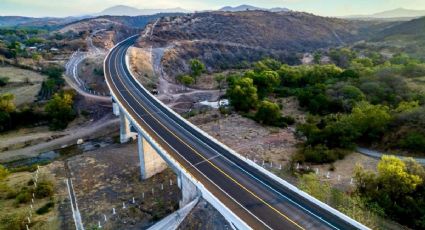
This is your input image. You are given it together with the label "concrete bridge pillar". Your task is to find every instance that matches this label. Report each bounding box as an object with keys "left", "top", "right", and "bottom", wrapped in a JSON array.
[
  {"left": 177, "top": 173, "right": 200, "bottom": 207},
  {"left": 137, "top": 132, "right": 168, "bottom": 180},
  {"left": 120, "top": 110, "right": 137, "bottom": 143},
  {"left": 112, "top": 102, "right": 120, "bottom": 116}
]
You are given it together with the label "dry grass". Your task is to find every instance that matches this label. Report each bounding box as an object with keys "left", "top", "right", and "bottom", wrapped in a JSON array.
[
  {"left": 0, "top": 66, "right": 46, "bottom": 107},
  {"left": 128, "top": 47, "right": 157, "bottom": 88},
  {"left": 0, "top": 163, "right": 64, "bottom": 230},
  {"left": 0, "top": 66, "right": 45, "bottom": 83}
]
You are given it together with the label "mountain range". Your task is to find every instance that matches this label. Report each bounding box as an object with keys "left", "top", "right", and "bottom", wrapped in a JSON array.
[
  {"left": 346, "top": 8, "right": 425, "bottom": 20},
  {"left": 218, "top": 5, "right": 289, "bottom": 12},
  {"left": 96, "top": 5, "right": 191, "bottom": 16}
]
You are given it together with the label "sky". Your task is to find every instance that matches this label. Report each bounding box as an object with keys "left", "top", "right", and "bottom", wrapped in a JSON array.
[{"left": 1, "top": 0, "right": 425, "bottom": 17}]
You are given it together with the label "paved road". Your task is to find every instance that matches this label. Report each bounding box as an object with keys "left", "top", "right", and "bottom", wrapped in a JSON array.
[
  {"left": 105, "top": 36, "right": 363, "bottom": 230},
  {"left": 357, "top": 147, "right": 425, "bottom": 165}
]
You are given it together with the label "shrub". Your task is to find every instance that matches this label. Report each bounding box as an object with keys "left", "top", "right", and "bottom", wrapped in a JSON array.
[
  {"left": 15, "top": 188, "right": 31, "bottom": 204},
  {"left": 0, "top": 77, "right": 9, "bottom": 87},
  {"left": 255, "top": 100, "right": 281, "bottom": 125},
  {"left": 398, "top": 132, "right": 425, "bottom": 152},
  {"left": 301, "top": 145, "right": 348, "bottom": 164},
  {"left": 35, "top": 180, "right": 54, "bottom": 198},
  {"left": 36, "top": 201, "right": 54, "bottom": 215}
]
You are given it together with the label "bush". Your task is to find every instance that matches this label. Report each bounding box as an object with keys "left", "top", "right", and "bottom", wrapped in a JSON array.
[
  {"left": 45, "top": 90, "right": 76, "bottom": 130},
  {"left": 281, "top": 116, "right": 296, "bottom": 126},
  {"left": 35, "top": 180, "right": 54, "bottom": 199},
  {"left": 0, "top": 77, "right": 9, "bottom": 87},
  {"left": 36, "top": 201, "right": 54, "bottom": 215},
  {"left": 301, "top": 145, "right": 349, "bottom": 164},
  {"left": 255, "top": 100, "right": 281, "bottom": 126},
  {"left": 398, "top": 132, "right": 425, "bottom": 152},
  {"left": 15, "top": 188, "right": 31, "bottom": 204}
]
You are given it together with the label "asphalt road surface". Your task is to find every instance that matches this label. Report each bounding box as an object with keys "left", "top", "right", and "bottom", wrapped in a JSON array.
[{"left": 105, "top": 36, "right": 362, "bottom": 230}]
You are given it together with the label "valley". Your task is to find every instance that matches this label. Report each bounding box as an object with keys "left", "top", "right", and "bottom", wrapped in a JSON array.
[{"left": 0, "top": 4, "right": 425, "bottom": 230}]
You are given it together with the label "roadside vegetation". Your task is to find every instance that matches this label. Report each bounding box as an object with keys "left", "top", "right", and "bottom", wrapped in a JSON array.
[
  {"left": 298, "top": 156, "right": 425, "bottom": 229},
  {"left": 210, "top": 49, "right": 425, "bottom": 162}
]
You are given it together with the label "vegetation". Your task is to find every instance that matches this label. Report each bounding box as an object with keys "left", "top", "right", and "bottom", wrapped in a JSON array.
[
  {"left": 45, "top": 90, "right": 76, "bottom": 130},
  {"left": 227, "top": 77, "right": 258, "bottom": 112},
  {"left": 298, "top": 173, "right": 383, "bottom": 229},
  {"left": 177, "top": 75, "right": 194, "bottom": 88},
  {"left": 40, "top": 65, "right": 65, "bottom": 98},
  {"left": 354, "top": 156, "right": 425, "bottom": 229},
  {"left": 189, "top": 59, "right": 205, "bottom": 83},
  {"left": 36, "top": 201, "right": 54, "bottom": 215},
  {"left": 0, "top": 77, "right": 9, "bottom": 87},
  {"left": 0, "top": 213, "right": 26, "bottom": 230},
  {"left": 255, "top": 100, "right": 281, "bottom": 125},
  {"left": 221, "top": 49, "right": 425, "bottom": 162}
]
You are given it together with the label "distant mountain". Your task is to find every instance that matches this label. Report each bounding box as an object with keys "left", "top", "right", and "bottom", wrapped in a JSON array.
[
  {"left": 373, "top": 8, "right": 425, "bottom": 18},
  {"left": 219, "top": 5, "right": 289, "bottom": 12},
  {"left": 375, "top": 16, "right": 425, "bottom": 39},
  {"left": 346, "top": 8, "right": 425, "bottom": 20},
  {"left": 0, "top": 16, "right": 86, "bottom": 29},
  {"left": 97, "top": 5, "right": 190, "bottom": 16}
]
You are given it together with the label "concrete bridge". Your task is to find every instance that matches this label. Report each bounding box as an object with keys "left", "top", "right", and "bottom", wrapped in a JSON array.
[{"left": 104, "top": 35, "right": 369, "bottom": 230}]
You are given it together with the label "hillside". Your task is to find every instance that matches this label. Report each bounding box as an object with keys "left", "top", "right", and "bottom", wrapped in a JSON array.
[
  {"left": 0, "top": 16, "right": 85, "bottom": 29},
  {"left": 60, "top": 13, "right": 185, "bottom": 33},
  {"left": 137, "top": 11, "right": 384, "bottom": 77},
  {"left": 364, "top": 16, "right": 425, "bottom": 59},
  {"left": 375, "top": 16, "right": 425, "bottom": 38}
]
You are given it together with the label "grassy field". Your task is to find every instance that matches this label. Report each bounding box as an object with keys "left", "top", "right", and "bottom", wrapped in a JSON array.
[
  {"left": 0, "top": 165, "right": 62, "bottom": 230},
  {"left": 0, "top": 66, "right": 46, "bottom": 107}
]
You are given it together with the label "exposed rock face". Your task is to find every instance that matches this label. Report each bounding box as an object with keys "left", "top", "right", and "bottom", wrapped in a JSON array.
[{"left": 137, "top": 11, "right": 379, "bottom": 78}]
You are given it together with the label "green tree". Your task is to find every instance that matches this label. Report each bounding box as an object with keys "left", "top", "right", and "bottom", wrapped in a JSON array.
[
  {"left": 214, "top": 74, "right": 226, "bottom": 92},
  {"left": 251, "top": 70, "right": 280, "bottom": 98},
  {"left": 0, "top": 93, "right": 15, "bottom": 131},
  {"left": 45, "top": 91, "right": 76, "bottom": 130},
  {"left": 227, "top": 78, "right": 258, "bottom": 112},
  {"left": 398, "top": 132, "right": 425, "bottom": 152},
  {"left": 354, "top": 156, "right": 425, "bottom": 228},
  {"left": 189, "top": 59, "right": 205, "bottom": 83},
  {"left": 313, "top": 52, "right": 322, "bottom": 64},
  {"left": 255, "top": 100, "right": 281, "bottom": 125},
  {"left": 177, "top": 75, "right": 194, "bottom": 89},
  {"left": 348, "top": 101, "right": 391, "bottom": 141}
]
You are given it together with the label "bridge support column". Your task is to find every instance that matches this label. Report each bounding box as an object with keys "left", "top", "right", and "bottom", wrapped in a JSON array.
[
  {"left": 112, "top": 102, "right": 120, "bottom": 116},
  {"left": 120, "top": 110, "right": 137, "bottom": 143},
  {"left": 177, "top": 173, "right": 200, "bottom": 207},
  {"left": 137, "top": 132, "right": 168, "bottom": 180}
]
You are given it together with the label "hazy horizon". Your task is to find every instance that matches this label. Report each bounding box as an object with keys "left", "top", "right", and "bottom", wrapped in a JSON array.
[{"left": 1, "top": 0, "right": 425, "bottom": 18}]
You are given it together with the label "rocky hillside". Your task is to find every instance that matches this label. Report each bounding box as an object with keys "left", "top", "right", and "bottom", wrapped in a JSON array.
[
  {"left": 137, "top": 11, "right": 384, "bottom": 78},
  {"left": 374, "top": 16, "right": 425, "bottom": 39},
  {"left": 59, "top": 13, "right": 184, "bottom": 33}
]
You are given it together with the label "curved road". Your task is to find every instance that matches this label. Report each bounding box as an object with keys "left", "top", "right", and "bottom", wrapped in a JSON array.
[{"left": 105, "top": 36, "right": 363, "bottom": 230}]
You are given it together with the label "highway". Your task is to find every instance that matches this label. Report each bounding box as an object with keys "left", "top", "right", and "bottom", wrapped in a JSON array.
[{"left": 105, "top": 36, "right": 362, "bottom": 230}]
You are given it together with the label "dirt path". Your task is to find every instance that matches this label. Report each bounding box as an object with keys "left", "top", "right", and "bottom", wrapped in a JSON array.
[{"left": 0, "top": 116, "right": 119, "bottom": 162}]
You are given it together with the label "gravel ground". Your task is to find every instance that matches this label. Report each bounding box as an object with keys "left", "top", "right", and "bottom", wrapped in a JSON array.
[{"left": 66, "top": 142, "right": 180, "bottom": 230}]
